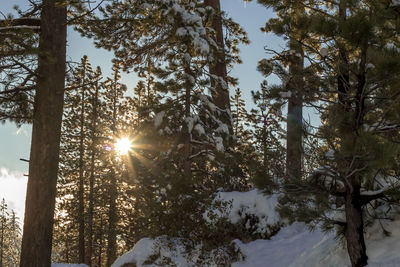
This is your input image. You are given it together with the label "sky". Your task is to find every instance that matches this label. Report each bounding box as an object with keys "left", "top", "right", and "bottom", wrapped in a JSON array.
[{"left": 0, "top": 0, "right": 282, "bottom": 220}]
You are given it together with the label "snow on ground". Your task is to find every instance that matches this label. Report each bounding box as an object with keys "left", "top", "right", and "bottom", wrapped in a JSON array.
[
  {"left": 205, "top": 190, "right": 281, "bottom": 236},
  {"left": 52, "top": 264, "right": 88, "bottom": 267},
  {"left": 111, "top": 237, "right": 194, "bottom": 267},
  {"left": 113, "top": 219, "right": 400, "bottom": 267},
  {"left": 234, "top": 218, "right": 400, "bottom": 267},
  {"left": 111, "top": 238, "right": 154, "bottom": 267},
  {"left": 112, "top": 190, "right": 400, "bottom": 267},
  {"left": 211, "top": 190, "right": 280, "bottom": 226},
  {"left": 232, "top": 223, "right": 341, "bottom": 267}
]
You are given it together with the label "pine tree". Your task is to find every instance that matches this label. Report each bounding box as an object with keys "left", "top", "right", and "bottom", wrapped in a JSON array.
[
  {"left": 231, "top": 88, "right": 249, "bottom": 141},
  {"left": 0, "top": 199, "right": 8, "bottom": 267},
  {"left": 0, "top": 9, "right": 39, "bottom": 125},
  {"left": 204, "top": 0, "right": 234, "bottom": 143},
  {"left": 248, "top": 82, "right": 285, "bottom": 191},
  {"left": 5, "top": 211, "right": 21, "bottom": 267},
  {"left": 269, "top": 1, "right": 400, "bottom": 266},
  {"left": 75, "top": 0, "right": 249, "bottom": 264},
  {"left": 254, "top": 0, "right": 305, "bottom": 180},
  {"left": 20, "top": 0, "right": 67, "bottom": 265},
  {"left": 55, "top": 56, "right": 105, "bottom": 265},
  {"left": 101, "top": 61, "right": 128, "bottom": 266},
  {"left": 0, "top": 200, "right": 22, "bottom": 267},
  {"left": 86, "top": 65, "right": 103, "bottom": 266}
]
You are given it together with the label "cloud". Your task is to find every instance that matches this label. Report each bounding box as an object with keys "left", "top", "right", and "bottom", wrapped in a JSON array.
[
  {"left": 0, "top": 168, "right": 28, "bottom": 222},
  {"left": 15, "top": 125, "right": 29, "bottom": 136}
]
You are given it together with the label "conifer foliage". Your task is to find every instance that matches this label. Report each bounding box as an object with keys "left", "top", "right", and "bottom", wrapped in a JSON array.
[
  {"left": 0, "top": 199, "right": 22, "bottom": 267},
  {"left": 3, "top": 1, "right": 400, "bottom": 267},
  {"left": 257, "top": 1, "right": 400, "bottom": 266}
]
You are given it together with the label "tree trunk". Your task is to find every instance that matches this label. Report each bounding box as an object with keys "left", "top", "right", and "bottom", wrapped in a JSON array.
[
  {"left": 345, "top": 183, "right": 368, "bottom": 267},
  {"left": 286, "top": 33, "right": 304, "bottom": 180},
  {"left": 106, "top": 170, "right": 117, "bottom": 266},
  {"left": 107, "top": 73, "right": 119, "bottom": 266},
  {"left": 204, "top": 0, "right": 234, "bottom": 147},
  {"left": 204, "top": 0, "right": 229, "bottom": 111},
  {"left": 20, "top": 0, "right": 67, "bottom": 266},
  {"left": 337, "top": 1, "right": 350, "bottom": 111},
  {"left": 86, "top": 147, "right": 94, "bottom": 266},
  {"left": 0, "top": 204, "right": 4, "bottom": 267},
  {"left": 183, "top": 64, "right": 192, "bottom": 178},
  {"left": 98, "top": 217, "right": 104, "bottom": 267},
  {"left": 78, "top": 65, "right": 86, "bottom": 263},
  {"left": 86, "top": 78, "right": 99, "bottom": 266}
]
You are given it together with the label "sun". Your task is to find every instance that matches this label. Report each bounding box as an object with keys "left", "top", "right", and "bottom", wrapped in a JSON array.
[{"left": 114, "top": 137, "right": 132, "bottom": 155}]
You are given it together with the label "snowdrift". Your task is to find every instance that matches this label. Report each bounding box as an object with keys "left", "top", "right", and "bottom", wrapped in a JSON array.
[
  {"left": 52, "top": 264, "right": 89, "bottom": 267},
  {"left": 234, "top": 219, "right": 400, "bottom": 267},
  {"left": 112, "top": 190, "right": 400, "bottom": 267}
]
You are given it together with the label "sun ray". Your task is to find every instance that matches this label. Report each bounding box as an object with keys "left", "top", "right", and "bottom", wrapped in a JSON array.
[
  {"left": 115, "top": 137, "right": 132, "bottom": 155},
  {"left": 130, "top": 150, "right": 155, "bottom": 170}
]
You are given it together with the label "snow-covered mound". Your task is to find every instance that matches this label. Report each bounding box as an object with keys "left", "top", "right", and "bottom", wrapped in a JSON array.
[
  {"left": 113, "top": 190, "right": 281, "bottom": 267},
  {"left": 112, "top": 237, "right": 192, "bottom": 267},
  {"left": 52, "top": 264, "right": 88, "bottom": 267},
  {"left": 234, "top": 218, "right": 400, "bottom": 267},
  {"left": 204, "top": 190, "right": 281, "bottom": 238},
  {"left": 207, "top": 190, "right": 280, "bottom": 226},
  {"left": 112, "top": 189, "right": 400, "bottom": 267}
]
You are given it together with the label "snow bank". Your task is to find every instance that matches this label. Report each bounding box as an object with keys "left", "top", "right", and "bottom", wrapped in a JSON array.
[
  {"left": 52, "top": 264, "right": 88, "bottom": 267},
  {"left": 205, "top": 190, "right": 281, "bottom": 237},
  {"left": 111, "top": 237, "right": 202, "bottom": 267},
  {"left": 112, "top": 238, "right": 156, "bottom": 267},
  {"left": 112, "top": 189, "right": 400, "bottom": 267},
  {"left": 233, "top": 223, "right": 330, "bottom": 267},
  {"left": 234, "top": 218, "right": 400, "bottom": 267}
]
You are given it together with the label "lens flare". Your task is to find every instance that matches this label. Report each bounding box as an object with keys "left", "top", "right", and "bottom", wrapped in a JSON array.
[{"left": 115, "top": 137, "right": 132, "bottom": 155}]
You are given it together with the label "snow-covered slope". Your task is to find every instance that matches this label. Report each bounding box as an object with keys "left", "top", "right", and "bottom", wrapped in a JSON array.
[
  {"left": 235, "top": 219, "right": 400, "bottom": 267},
  {"left": 52, "top": 264, "right": 88, "bottom": 267},
  {"left": 112, "top": 190, "right": 400, "bottom": 267}
]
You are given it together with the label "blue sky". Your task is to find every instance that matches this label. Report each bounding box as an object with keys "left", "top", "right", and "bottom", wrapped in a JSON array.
[{"left": 0, "top": 0, "right": 283, "bottom": 218}]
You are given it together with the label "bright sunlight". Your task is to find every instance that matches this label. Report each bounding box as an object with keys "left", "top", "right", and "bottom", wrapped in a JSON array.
[{"left": 114, "top": 137, "right": 132, "bottom": 155}]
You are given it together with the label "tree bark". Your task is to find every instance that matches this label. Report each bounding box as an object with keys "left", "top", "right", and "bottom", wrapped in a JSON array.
[
  {"left": 20, "top": 0, "right": 67, "bottom": 266},
  {"left": 106, "top": 171, "right": 117, "bottom": 266},
  {"left": 345, "top": 183, "right": 368, "bottom": 267},
  {"left": 86, "top": 76, "right": 99, "bottom": 266},
  {"left": 286, "top": 4, "right": 304, "bottom": 180},
  {"left": 183, "top": 64, "right": 192, "bottom": 178},
  {"left": 0, "top": 202, "right": 5, "bottom": 267},
  {"left": 204, "top": 0, "right": 230, "bottom": 111},
  {"left": 98, "top": 218, "right": 104, "bottom": 267},
  {"left": 204, "top": 0, "right": 234, "bottom": 148},
  {"left": 107, "top": 70, "right": 119, "bottom": 266},
  {"left": 78, "top": 64, "right": 86, "bottom": 264},
  {"left": 337, "top": 2, "right": 350, "bottom": 111}
]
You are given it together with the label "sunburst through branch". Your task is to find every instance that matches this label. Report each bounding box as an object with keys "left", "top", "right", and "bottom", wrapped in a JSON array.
[{"left": 114, "top": 137, "right": 132, "bottom": 155}]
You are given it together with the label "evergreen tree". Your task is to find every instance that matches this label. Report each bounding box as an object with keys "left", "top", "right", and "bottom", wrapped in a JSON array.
[
  {"left": 253, "top": 0, "right": 305, "bottom": 180},
  {"left": 231, "top": 88, "right": 249, "bottom": 141},
  {"left": 55, "top": 56, "right": 105, "bottom": 265},
  {"left": 20, "top": 0, "right": 67, "bottom": 265},
  {"left": 85, "top": 65, "right": 103, "bottom": 266},
  {"left": 261, "top": 1, "right": 400, "bottom": 266},
  {"left": 0, "top": 8, "right": 39, "bottom": 124},
  {"left": 5, "top": 211, "right": 21, "bottom": 267},
  {"left": 101, "top": 61, "right": 129, "bottom": 266},
  {"left": 248, "top": 82, "right": 285, "bottom": 191},
  {"left": 0, "top": 199, "right": 22, "bottom": 267},
  {"left": 0, "top": 199, "right": 8, "bottom": 267},
  {"left": 76, "top": 1, "right": 250, "bottom": 263}
]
